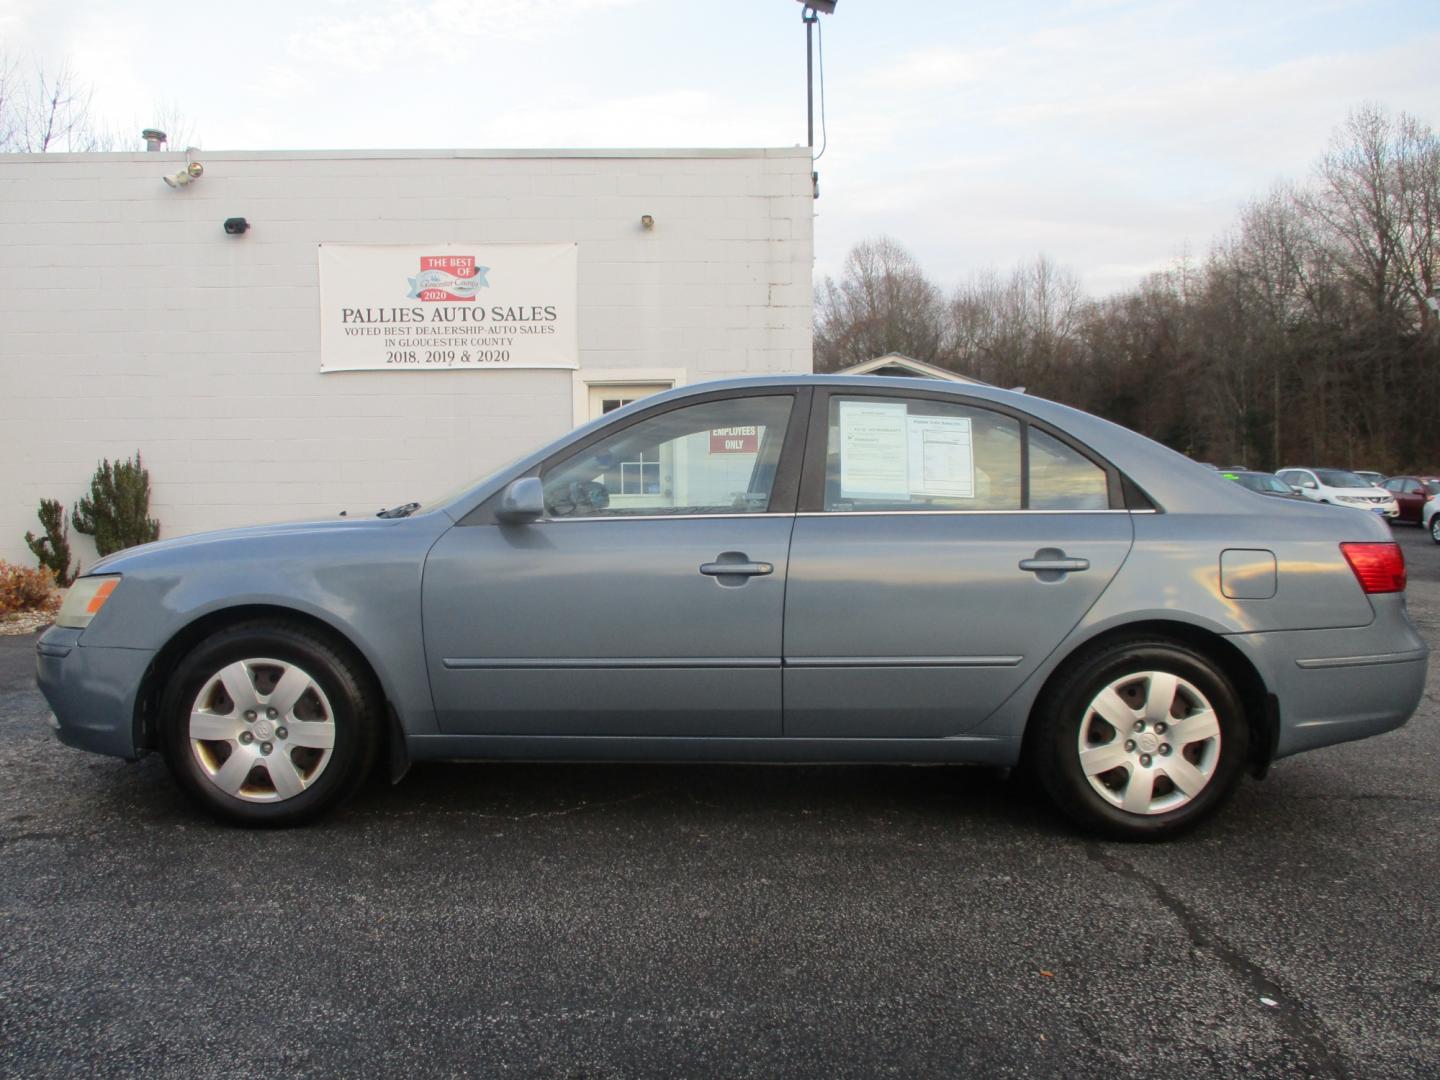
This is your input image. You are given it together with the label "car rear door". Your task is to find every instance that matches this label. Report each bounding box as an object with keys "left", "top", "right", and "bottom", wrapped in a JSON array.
[{"left": 782, "top": 388, "right": 1134, "bottom": 739}]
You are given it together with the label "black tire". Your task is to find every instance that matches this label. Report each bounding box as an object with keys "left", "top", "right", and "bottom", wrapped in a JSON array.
[
  {"left": 1429, "top": 515, "right": 1440, "bottom": 544},
  {"left": 159, "top": 620, "right": 381, "bottom": 826},
  {"left": 1028, "top": 637, "right": 1248, "bottom": 840}
]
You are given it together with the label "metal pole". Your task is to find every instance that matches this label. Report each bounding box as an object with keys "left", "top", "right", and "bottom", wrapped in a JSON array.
[{"left": 804, "top": 7, "right": 817, "bottom": 147}]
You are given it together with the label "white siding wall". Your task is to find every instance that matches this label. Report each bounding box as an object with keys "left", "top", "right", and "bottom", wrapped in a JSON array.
[{"left": 0, "top": 148, "right": 814, "bottom": 567}]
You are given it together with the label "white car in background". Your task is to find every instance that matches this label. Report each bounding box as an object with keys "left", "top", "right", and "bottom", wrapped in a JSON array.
[
  {"left": 1421, "top": 494, "right": 1440, "bottom": 543},
  {"left": 1276, "top": 468, "right": 1399, "bottom": 518}
]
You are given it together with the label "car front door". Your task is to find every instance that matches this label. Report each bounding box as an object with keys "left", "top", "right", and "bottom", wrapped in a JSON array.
[
  {"left": 782, "top": 390, "right": 1134, "bottom": 739},
  {"left": 422, "top": 389, "right": 806, "bottom": 737}
]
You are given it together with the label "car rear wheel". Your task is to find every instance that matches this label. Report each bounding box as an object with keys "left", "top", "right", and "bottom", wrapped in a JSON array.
[
  {"left": 1030, "top": 638, "right": 1248, "bottom": 839},
  {"left": 1429, "top": 516, "right": 1440, "bottom": 544},
  {"left": 159, "top": 620, "right": 380, "bottom": 826}
]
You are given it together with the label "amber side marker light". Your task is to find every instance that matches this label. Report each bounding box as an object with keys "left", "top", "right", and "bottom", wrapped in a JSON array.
[
  {"left": 55, "top": 575, "right": 122, "bottom": 629},
  {"left": 1340, "top": 542, "right": 1407, "bottom": 594}
]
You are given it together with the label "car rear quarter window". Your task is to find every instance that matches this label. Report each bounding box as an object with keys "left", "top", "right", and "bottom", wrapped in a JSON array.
[{"left": 1029, "top": 427, "right": 1109, "bottom": 510}]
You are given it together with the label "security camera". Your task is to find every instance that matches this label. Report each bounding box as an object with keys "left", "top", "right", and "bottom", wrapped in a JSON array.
[
  {"left": 163, "top": 162, "right": 204, "bottom": 188},
  {"left": 223, "top": 217, "right": 249, "bottom": 235}
]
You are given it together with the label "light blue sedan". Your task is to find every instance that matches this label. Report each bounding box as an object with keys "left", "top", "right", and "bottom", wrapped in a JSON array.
[{"left": 36, "top": 376, "right": 1427, "bottom": 837}]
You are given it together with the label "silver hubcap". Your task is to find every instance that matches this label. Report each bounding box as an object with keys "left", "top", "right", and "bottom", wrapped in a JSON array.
[
  {"left": 188, "top": 658, "right": 336, "bottom": 803},
  {"left": 1076, "top": 670, "right": 1222, "bottom": 815}
]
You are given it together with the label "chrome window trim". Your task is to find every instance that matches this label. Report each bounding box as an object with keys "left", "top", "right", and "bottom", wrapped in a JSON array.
[
  {"left": 795, "top": 509, "right": 1155, "bottom": 518},
  {"left": 533, "top": 509, "right": 1156, "bottom": 523},
  {"left": 538, "top": 512, "right": 796, "bottom": 523}
]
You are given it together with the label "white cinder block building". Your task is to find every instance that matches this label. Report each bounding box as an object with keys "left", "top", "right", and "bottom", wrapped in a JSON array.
[{"left": 0, "top": 147, "right": 814, "bottom": 567}]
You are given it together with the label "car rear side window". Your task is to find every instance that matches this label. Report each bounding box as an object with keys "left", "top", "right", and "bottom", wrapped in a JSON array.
[
  {"left": 823, "top": 396, "right": 1022, "bottom": 512},
  {"left": 541, "top": 396, "right": 792, "bottom": 517}
]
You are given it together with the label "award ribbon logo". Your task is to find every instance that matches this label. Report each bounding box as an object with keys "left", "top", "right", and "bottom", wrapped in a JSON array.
[{"left": 408, "top": 255, "right": 490, "bottom": 301}]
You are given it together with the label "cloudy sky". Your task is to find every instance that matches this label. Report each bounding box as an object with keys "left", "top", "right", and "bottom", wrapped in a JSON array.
[{"left": 3, "top": 0, "right": 1438, "bottom": 294}]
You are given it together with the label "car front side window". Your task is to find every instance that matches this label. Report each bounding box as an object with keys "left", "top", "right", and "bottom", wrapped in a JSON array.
[{"left": 540, "top": 396, "right": 793, "bottom": 518}]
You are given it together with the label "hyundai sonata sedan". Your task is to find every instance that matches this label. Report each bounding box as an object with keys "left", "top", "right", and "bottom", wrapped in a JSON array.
[{"left": 36, "top": 375, "right": 1427, "bottom": 838}]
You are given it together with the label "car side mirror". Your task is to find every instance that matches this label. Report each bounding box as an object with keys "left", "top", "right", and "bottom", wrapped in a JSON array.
[
  {"left": 1290, "top": 485, "right": 1305, "bottom": 494},
  {"left": 496, "top": 477, "right": 545, "bottom": 524}
]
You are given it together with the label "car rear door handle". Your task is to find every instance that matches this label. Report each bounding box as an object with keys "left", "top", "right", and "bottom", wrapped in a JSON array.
[
  {"left": 1019, "top": 557, "right": 1090, "bottom": 573},
  {"left": 1019, "top": 549, "right": 1090, "bottom": 581}
]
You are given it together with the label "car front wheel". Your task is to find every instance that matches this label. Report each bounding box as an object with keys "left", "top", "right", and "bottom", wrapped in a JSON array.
[
  {"left": 159, "top": 620, "right": 380, "bottom": 826},
  {"left": 1030, "top": 638, "right": 1248, "bottom": 839},
  {"left": 1429, "top": 516, "right": 1440, "bottom": 544}
]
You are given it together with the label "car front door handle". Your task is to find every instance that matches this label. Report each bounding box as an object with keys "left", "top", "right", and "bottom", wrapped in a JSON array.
[{"left": 700, "top": 559, "right": 774, "bottom": 578}]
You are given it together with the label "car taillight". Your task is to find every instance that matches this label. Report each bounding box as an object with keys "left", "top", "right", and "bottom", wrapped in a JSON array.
[{"left": 1340, "top": 542, "right": 1406, "bottom": 593}]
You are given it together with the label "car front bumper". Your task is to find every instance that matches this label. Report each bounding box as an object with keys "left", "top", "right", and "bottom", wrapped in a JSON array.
[{"left": 35, "top": 626, "right": 155, "bottom": 760}]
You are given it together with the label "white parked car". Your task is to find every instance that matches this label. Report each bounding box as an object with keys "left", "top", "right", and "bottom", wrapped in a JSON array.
[
  {"left": 1421, "top": 494, "right": 1440, "bottom": 543},
  {"left": 1276, "top": 468, "right": 1399, "bottom": 518}
]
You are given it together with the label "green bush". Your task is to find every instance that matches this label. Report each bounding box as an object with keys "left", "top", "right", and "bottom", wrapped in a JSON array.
[
  {"left": 24, "top": 498, "right": 77, "bottom": 587},
  {"left": 71, "top": 452, "right": 161, "bottom": 557}
]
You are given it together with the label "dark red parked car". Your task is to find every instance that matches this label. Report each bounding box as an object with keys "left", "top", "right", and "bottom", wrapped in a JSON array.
[{"left": 1380, "top": 476, "right": 1440, "bottom": 524}]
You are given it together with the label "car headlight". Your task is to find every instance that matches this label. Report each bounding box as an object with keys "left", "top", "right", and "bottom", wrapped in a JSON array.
[{"left": 56, "top": 575, "right": 122, "bottom": 629}]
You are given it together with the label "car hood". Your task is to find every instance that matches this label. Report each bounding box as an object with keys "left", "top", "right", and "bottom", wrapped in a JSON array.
[{"left": 87, "top": 514, "right": 435, "bottom": 575}]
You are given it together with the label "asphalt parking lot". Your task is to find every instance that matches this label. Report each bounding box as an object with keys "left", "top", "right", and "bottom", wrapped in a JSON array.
[{"left": 2, "top": 527, "right": 1438, "bottom": 1078}]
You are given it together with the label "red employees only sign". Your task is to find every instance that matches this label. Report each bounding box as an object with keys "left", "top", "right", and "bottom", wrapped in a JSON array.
[{"left": 710, "top": 426, "right": 760, "bottom": 454}]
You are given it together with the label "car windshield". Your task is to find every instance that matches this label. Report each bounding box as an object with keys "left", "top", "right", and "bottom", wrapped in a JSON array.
[
  {"left": 1314, "top": 469, "right": 1370, "bottom": 488},
  {"left": 412, "top": 453, "right": 529, "bottom": 515}
]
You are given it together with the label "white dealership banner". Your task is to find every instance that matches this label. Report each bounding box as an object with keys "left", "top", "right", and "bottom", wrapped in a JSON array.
[{"left": 318, "top": 243, "right": 578, "bottom": 372}]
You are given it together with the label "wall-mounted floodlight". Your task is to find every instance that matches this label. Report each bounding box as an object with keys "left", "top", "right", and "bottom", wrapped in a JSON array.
[
  {"left": 223, "top": 217, "right": 250, "bottom": 235},
  {"left": 163, "top": 162, "right": 204, "bottom": 188},
  {"left": 640, "top": 214, "right": 655, "bottom": 230},
  {"left": 795, "top": 0, "right": 836, "bottom": 12}
]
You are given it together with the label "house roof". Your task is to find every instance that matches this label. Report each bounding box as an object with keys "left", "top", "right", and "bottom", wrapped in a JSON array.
[{"left": 835, "top": 353, "right": 991, "bottom": 384}]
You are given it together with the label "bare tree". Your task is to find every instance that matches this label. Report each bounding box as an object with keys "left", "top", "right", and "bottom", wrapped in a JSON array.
[
  {"left": 946, "top": 255, "right": 1085, "bottom": 391},
  {"left": 1307, "top": 105, "right": 1411, "bottom": 326},
  {"left": 814, "top": 237, "right": 948, "bottom": 371},
  {"left": 0, "top": 54, "right": 18, "bottom": 149},
  {"left": 0, "top": 59, "right": 114, "bottom": 152},
  {"left": 135, "top": 100, "right": 201, "bottom": 150},
  {"left": 1392, "top": 112, "right": 1440, "bottom": 331},
  {"left": 827, "top": 108, "right": 1440, "bottom": 470}
]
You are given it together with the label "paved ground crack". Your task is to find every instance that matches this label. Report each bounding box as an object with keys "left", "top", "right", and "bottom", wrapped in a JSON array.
[{"left": 1085, "top": 842, "right": 1351, "bottom": 1080}]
